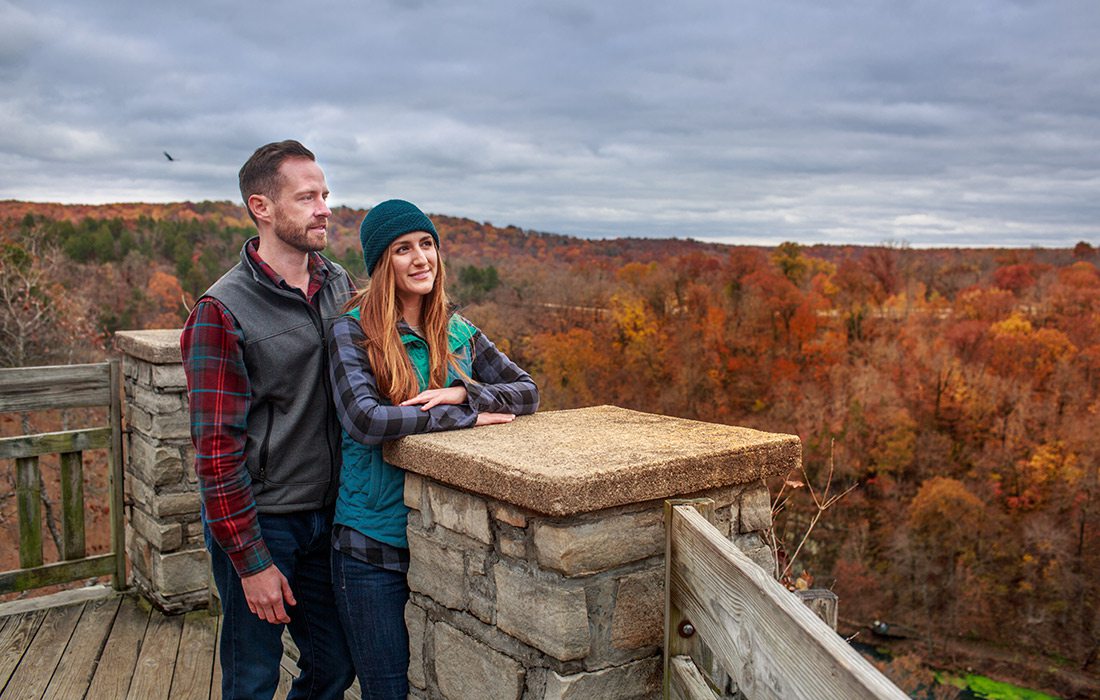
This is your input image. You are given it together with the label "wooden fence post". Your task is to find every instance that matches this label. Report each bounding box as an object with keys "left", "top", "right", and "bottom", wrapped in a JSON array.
[{"left": 664, "top": 498, "right": 716, "bottom": 700}]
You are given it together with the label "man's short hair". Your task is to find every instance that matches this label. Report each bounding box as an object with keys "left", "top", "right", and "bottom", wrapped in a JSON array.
[{"left": 238, "top": 140, "right": 316, "bottom": 224}]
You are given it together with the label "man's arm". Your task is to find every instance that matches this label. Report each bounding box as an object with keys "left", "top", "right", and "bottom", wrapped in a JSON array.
[{"left": 182, "top": 299, "right": 294, "bottom": 623}]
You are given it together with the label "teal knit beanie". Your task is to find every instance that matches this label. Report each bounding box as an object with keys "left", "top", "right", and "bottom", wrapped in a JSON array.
[{"left": 359, "top": 199, "right": 440, "bottom": 275}]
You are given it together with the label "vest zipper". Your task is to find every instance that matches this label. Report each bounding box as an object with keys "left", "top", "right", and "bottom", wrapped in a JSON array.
[
  {"left": 258, "top": 402, "right": 274, "bottom": 483},
  {"left": 308, "top": 287, "right": 340, "bottom": 504}
]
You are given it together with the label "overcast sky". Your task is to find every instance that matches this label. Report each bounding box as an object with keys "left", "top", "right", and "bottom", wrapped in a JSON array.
[{"left": 2, "top": 1, "right": 1098, "bottom": 247}]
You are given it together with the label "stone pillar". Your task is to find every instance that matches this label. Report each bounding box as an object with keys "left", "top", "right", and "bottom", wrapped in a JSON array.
[
  {"left": 387, "top": 405, "right": 801, "bottom": 700},
  {"left": 114, "top": 329, "right": 208, "bottom": 613}
]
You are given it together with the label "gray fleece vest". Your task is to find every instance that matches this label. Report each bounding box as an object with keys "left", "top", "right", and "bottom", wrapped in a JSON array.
[{"left": 201, "top": 239, "right": 352, "bottom": 513}]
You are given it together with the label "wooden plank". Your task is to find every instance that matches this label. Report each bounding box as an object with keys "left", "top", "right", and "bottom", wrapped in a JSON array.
[
  {"left": 274, "top": 656, "right": 297, "bottom": 700},
  {"left": 0, "top": 428, "right": 111, "bottom": 460},
  {"left": 0, "top": 609, "right": 47, "bottom": 691},
  {"left": 211, "top": 615, "right": 222, "bottom": 697},
  {"left": 87, "top": 596, "right": 151, "bottom": 700},
  {"left": 0, "top": 585, "right": 114, "bottom": 617},
  {"left": 127, "top": 608, "right": 183, "bottom": 700},
  {"left": 0, "top": 554, "right": 116, "bottom": 594},
  {"left": 42, "top": 595, "right": 123, "bottom": 699},
  {"left": 663, "top": 498, "right": 714, "bottom": 700},
  {"left": 169, "top": 610, "right": 218, "bottom": 700},
  {"left": 0, "top": 363, "right": 111, "bottom": 412},
  {"left": 669, "top": 655, "right": 720, "bottom": 700},
  {"left": 0, "top": 602, "right": 84, "bottom": 700},
  {"left": 16, "top": 456, "right": 42, "bottom": 569},
  {"left": 109, "top": 359, "right": 127, "bottom": 590},
  {"left": 669, "top": 506, "right": 907, "bottom": 700},
  {"left": 60, "top": 451, "right": 87, "bottom": 560}
]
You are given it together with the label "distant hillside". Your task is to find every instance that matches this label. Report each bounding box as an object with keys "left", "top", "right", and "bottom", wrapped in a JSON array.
[{"left": 0, "top": 199, "right": 748, "bottom": 267}]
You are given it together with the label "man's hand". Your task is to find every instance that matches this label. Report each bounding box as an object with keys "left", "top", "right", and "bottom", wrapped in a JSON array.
[
  {"left": 400, "top": 386, "right": 468, "bottom": 410},
  {"left": 475, "top": 412, "right": 515, "bottom": 426},
  {"left": 240, "top": 565, "right": 296, "bottom": 624}
]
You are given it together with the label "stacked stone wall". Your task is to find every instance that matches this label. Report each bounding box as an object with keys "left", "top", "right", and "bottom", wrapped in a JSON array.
[
  {"left": 117, "top": 330, "right": 208, "bottom": 612},
  {"left": 403, "top": 473, "right": 775, "bottom": 700}
]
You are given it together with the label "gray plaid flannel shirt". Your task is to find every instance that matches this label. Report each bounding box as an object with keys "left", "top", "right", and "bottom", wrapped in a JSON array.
[{"left": 328, "top": 314, "right": 539, "bottom": 570}]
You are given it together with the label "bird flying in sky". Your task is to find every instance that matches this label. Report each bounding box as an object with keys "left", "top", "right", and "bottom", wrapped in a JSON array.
[{"left": 163, "top": 151, "right": 175, "bottom": 161}]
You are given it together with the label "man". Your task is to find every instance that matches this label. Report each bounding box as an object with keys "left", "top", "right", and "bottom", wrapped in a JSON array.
[{"left": 181, "top": 140, "right": 354, "bottom": 699}]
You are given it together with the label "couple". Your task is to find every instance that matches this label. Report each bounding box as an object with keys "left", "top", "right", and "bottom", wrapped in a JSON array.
[{"left": 181, "top": 140, "right": 539, "bottom": 699}]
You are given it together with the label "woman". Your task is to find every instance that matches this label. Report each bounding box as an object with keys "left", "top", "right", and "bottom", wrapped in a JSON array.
[{"left": 327, "top": 199, "right": 539, "bottom": 698}]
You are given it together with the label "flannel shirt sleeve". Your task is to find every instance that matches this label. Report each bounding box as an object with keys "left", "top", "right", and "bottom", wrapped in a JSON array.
[
  {"left": 180, "top": 299, "right": 271, "bottom": 576},
  {"left": 329, "top": 315, "right": 477, "bottom": 445},
  {"left": 461, "top": 329, "right": 540, "bottom": 416}
]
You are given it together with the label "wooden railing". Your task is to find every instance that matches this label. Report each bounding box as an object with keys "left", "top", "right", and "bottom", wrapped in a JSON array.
[
  {"left": 663, "top": 499, "right": 906, "bottom": 699},
  {"left": 0, "top": 362, "right": 126, "bottom": 593}
]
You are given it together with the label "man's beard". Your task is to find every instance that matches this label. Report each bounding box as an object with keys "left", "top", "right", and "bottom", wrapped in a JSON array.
[{"left": 273, "top": 211, "right": 326, "bottom": 253}]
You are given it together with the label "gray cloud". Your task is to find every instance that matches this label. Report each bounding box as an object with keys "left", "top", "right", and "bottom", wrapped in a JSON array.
[{"left": 1, "top": 0, "right": 1098, "bottom": 246}]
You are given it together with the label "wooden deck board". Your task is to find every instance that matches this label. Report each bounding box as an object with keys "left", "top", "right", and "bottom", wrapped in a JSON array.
[
  {"left": 0, "top": 591, "right": 359, "bottom": 700},
  {"left": 43, "top": 596, "right": 122, "bottom": 699},
  {"left": 0, "top": 609, "right": 46, "bottom": 692},
  {"left": 127, "top": 607, "right": 183, "bottom": 700},
  {"left": 85, "top": 594, "right": 150, "bottom": 699},
  {"left": 169, "top": 610, "right": 218, "bottom": 700},
  {"left": 1, "top": 602, "right": 83, "bottom": 700}
]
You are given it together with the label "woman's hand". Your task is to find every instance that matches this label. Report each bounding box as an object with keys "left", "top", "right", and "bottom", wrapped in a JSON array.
[
  {"left": 475, "top": 412, "right": 515, "bottom": 426},
  {"left": 400, "top": 386, "right": 468, "bottom": 411}
]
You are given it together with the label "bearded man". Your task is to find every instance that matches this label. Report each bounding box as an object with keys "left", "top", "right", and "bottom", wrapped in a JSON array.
[{"left": 181, "top": 140, "right": 354, "bottom": 699}]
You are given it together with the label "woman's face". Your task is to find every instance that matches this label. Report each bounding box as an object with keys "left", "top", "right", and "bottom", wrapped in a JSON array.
[{"left": 388, "top": 231, "right": 438, "bottom": 304}]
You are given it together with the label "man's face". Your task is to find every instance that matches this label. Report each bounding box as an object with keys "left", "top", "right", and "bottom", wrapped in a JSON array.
[{"left": 270, "top": 157, "right": 331, "bottom": 253}]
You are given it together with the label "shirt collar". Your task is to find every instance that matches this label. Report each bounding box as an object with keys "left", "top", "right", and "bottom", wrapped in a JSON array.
[{"left": 246, "top": 237, "right": 328, "bottom": 297}]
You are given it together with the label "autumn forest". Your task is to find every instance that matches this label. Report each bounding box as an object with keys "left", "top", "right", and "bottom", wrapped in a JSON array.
[{"left": 2, "top": 200, "right": 1098, "bottom": 697}]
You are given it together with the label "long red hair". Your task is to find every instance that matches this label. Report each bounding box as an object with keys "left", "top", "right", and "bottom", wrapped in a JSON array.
[{"left": 345, "top": 246, "right": 463, "bottom": 404}]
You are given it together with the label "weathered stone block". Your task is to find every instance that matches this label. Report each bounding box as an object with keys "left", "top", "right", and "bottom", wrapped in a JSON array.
[
  {"left": 434, "top": 622, "right": 524, "bottom": 700},
  {"left": 129, "top": 530, "right": 152, "bottom": 580},
  {"left": 153, "top": 548, "right": 209, "bottom": 596},
  {"left": 180, "top": 443, "right": 198, "bottom": 483},
  {"left": 714, "top": 503, "right": 734, "bottom": 538},
  {"left": 128, "top": 404, "right": 191, "bottom": 440},
  {"left": 465, "top": 545, "right": 495, "bottom": 624},
  {"left": 124, "top": 357, "right": 153, "bottom": 385},
  {"left": 491, "top": 501, "right": 529, "bottom": 528},
  {"left": 115, "top": 329, "right": 184, "bottom": 365},
  {"left": 533, "top": 510, "right": 663, "bottom": 576},
  {"left": 130, "top": 506, "right": 183, "bottom": 551},
  {"left": 610, "top": 568, "right": 664, "bottom": 650},
  {"left": 153, "top": 490, "right": 202, "bottom": 518},
  {"left": 738, "top": 484, "right": 772, "bottom": 533},
  {"left": 732, "top": 532, "right": 775, "bottom": 575},
  {"left": 427, "top": 482, "right": 491, "bottom": 544},
  {"left": 542, "top": 657, "right": 661, "bottom": 700},
  {"left": 128, "top": 432, "right": 184, "bottom": 487},
  {"left": 130, "top": 383, "right": 185, "bottom": 415},
  {"left": 407, "top": 528, "right": 466, "bottom": 611},
  {"left": 405, "top": 602, "right": 428, "bottom": 690},
  {"left": 498, "top": 528, "right": 526, "bottom": 560},
  {"left": 151, "top": 363, "right": 188, "bottom": 389},
  {"left": 494, "top": 562, "right": 590, "bottom": 661},
  {"left": 404, "top": 471, "right": 424, "bottom": 511}
]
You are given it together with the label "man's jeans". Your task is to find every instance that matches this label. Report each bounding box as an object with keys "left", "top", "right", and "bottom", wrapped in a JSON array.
[
  {"left": 206, "top": 509, "right": 354, "bottom": 700},
  {"left": 331, "top": 548, "right": 410, "bottom": 700}
]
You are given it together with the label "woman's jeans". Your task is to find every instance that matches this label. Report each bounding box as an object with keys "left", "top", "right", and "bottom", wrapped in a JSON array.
[
  {"left": 331, "top": 548, "right": 411, "bottom": 700},
  {"left": 206, "top": 509, "right": 354, "bottom": 700}
]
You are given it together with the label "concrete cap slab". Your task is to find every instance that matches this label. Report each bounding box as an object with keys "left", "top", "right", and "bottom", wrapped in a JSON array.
[
  {"left": 385, "top": 405, "right": 801, "bottom": 516},
  {"left": 115, "top": 329, "right": 184, "bottom": 364}
]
